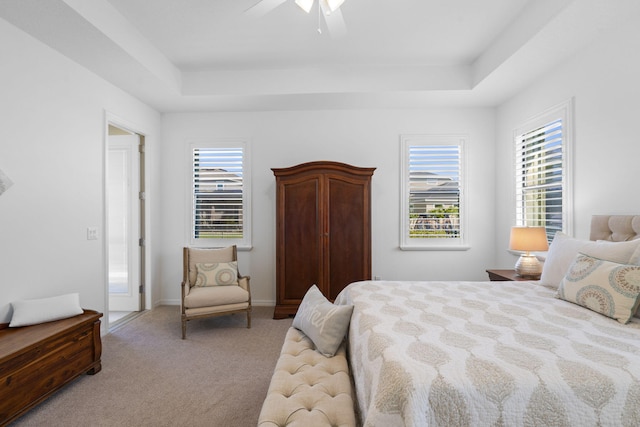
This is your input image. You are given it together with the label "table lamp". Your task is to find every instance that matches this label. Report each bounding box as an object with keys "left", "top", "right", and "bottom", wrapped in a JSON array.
[{"left": 509, "top": 226, "right": 549, "bottom": 279}]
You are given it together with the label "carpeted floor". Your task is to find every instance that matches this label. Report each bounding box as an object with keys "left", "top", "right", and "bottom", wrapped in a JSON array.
[{"left": 11, "top": 306, "right": 292, "bottom": 427}]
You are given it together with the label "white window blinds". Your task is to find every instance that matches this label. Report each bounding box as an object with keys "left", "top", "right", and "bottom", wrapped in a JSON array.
[
  {"left": 191, "top": 144, "right": 250, "bottom": 246},
  {"left": 401, "top": 135, "right": 466, "bottom": 250},
  {"left": 514, "top": 99, "right": 573, "bottom": 241}
]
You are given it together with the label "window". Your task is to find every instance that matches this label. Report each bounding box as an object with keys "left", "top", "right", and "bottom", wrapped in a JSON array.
[
  {"left": 514, "top": 99, "right": 573, "bottom": 241},
  {"left": 400, "top": 135, "right": 466, "bottom": 250},
  {"left": 190, "top": 140, "right": 251, "bottom": 248}
]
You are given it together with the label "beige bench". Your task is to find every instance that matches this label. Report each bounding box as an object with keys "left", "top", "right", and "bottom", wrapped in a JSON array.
[{"left": 257, "top": 327, "right": 356, "bottom": 427}]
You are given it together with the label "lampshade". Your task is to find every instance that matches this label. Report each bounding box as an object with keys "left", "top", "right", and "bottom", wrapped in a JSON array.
[
  {"left": 509, "top": 226, "right": 549, "bottom": 279},
  {"left": 509, "top": 227, "right": 549, "bottom": 252}
]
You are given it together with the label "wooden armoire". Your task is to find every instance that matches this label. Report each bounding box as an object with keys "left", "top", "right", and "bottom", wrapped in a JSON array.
[{"left": 272, "top": 161, "right": 375, "bottom": 319}]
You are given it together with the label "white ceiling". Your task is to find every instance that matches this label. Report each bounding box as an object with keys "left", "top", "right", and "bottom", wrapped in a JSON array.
[
  {"left": 1, "top": 0, "right": 636, "bottom": 112},
  {"left": 109, "top": 0, "right": 528, "bottom": 70}
]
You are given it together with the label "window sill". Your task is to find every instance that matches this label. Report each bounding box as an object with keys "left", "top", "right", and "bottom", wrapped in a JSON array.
[
  {"left": 189, "top": 240, "right": 252, "bottom": 251},
  {"left": 400, "top": 245, "right": 471, "bottom": 251}
]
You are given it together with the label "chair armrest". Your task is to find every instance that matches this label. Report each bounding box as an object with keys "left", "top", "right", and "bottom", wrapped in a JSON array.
[
  {"left": 238, "top": 276, "right": 250, "bottom": 292},
  {"left": 181, "top": 280, "right": 191, "bottom": 298}
]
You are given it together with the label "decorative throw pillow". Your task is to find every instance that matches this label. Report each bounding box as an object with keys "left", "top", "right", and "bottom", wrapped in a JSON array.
[
  {"left": 9, "top": 293, "right": 84, "bottom": 327},
  {"left": 540, "top": 232, "right": 640, "bottom": 289},
  {"left": 292, "top": 285, "right": 354, "bottom": 357},
  {"left": 556, "top": 254, "right": 640, "bottom": 324},
  {"left": 194, "top": 261, "right": 238, "bottom": 287}
]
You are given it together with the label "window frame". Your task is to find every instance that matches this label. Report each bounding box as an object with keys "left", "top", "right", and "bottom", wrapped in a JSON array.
[
  {"left": 513, "top": 99, "right": 574, "bottom": 241},
  {"left": 187, "top": 139, "right": 252, "bottom": 249},
  {"left": 400, "top": 134, "right": 468, "bottom": 251}
]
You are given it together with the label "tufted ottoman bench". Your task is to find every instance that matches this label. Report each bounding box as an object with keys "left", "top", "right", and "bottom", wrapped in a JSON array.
[{"left": 257, "top": 327, "right": 356, "bottom": 427}]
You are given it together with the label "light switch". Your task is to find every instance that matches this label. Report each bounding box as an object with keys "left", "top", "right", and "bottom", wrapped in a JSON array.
[{"left": 87, "top": 227, "right": 98, "bottom": 240}]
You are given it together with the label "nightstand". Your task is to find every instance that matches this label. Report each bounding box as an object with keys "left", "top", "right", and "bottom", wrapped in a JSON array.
[{"left": 486, "top": 269, "right": 535, "bottom": 281}]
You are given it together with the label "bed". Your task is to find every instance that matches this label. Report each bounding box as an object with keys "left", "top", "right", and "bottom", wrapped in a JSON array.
[{"left": 335, "top": 215, "right": 640, "bottom": 426}]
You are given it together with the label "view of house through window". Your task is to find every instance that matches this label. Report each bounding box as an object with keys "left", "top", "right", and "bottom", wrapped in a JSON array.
[
  {"left": 514, "top": 99, "right": 572, "bottom": 241},
  {"left": 401, "top": 135, "right": 465, "bottom": 249},
  {"left": 190, "top": 142, "right": 251, "bottom": 247}
]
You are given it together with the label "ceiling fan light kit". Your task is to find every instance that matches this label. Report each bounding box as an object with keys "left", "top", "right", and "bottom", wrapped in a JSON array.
[
  {"left": 294, "top": 0, "right": 314, "bottom": 13},
  {"left": 325, "top": 0, "right": 345, "bottom": 13},
  {"left": 248, "top": 0, "right": 348, "bottom": 37},
  {"left": 295, "top": 0, "right": 345, "bottom": 15}
]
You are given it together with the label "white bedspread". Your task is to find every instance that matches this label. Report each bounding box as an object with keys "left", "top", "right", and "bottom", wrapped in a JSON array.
[{"left": 335, "top": 280, "right": 640, "bottom": 427}]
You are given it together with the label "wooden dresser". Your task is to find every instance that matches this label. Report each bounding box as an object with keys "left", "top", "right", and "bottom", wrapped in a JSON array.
[
  {"left": 0, "top": 309, "right": 102, "bottom": 426},
  {"left": 272, "top": 161, "right": 375, "bottom": 319}
]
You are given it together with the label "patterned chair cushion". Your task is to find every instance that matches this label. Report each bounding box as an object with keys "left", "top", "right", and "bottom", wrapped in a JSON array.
[
  {"left": 187, "top": 246, "right": 236, "bottom": 286},
  {"left": 194, "top": 261, "right": 238, "bottom": 287}
]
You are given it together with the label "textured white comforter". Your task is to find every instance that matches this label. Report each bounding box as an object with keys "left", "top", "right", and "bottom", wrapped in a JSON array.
[{"left": 335, "top": 280, "right": 640, "bottom": 427}]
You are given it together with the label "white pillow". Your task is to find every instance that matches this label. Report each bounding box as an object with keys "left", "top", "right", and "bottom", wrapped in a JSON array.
[
  {"left": 292, "top": 285, "right": 354, "bottom": 357},
  {"left": 540, "top": 232, "right": 640, "bottom": 289},
  {"left": 557, "top": 254, "right": 640, "bottom": 324},
  {"left": 9, "top": 293, "right": 84, "bottom": 327},
  {"left": 630, "top": 243, "right": 640, "bottom": 265}
]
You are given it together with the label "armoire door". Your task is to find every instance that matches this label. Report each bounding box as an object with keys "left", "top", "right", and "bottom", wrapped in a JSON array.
[
  {"left": 325, "top": 173, "right": 372, "bottom": 300},
  {"left": 278, "top": 174, "right": 323, "bottom": 309}
]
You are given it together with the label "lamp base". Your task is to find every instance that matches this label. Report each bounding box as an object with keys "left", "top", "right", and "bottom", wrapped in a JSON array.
[{"left": 514, "top": 254, "right": 542, "bottom": 279}]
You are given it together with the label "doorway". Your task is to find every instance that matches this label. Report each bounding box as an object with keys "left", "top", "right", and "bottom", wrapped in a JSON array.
[{"left": 107, "top": 124, "right": 145, "bottom": 328}]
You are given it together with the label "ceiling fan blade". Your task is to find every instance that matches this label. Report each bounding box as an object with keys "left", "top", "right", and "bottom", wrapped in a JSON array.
[
  {"left": 323, "top": 7, "right": 347, "bottom": 38},
  {"left": 245, "top": 0, "right": 288, "bottom": 18}
]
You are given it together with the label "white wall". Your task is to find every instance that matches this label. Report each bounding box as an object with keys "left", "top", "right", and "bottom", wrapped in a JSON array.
[
  {"left": 160, "top": 108, "right": 496, "bottom": 306},
  {"left": 0, "top": 18, "right": 161, "bottom": 331},
  {"left": 494, "top": 16, "right": 640, "bottom": 268},
  {"left": 6, "top": 3, "right": 636, "bottom": 320}
]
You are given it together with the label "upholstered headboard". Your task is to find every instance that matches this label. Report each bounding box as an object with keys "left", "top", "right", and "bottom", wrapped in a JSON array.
[{"left": 590, "top": 215, "right": 640, "bottom": 241}]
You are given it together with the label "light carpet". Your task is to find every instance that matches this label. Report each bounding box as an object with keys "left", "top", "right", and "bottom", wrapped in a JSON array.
[{"left": 11, "top": 305, "right": 292, "bottom": 427}]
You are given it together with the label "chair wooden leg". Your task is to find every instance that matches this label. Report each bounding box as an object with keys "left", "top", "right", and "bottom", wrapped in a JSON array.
[{"left": 182, "top": 319, "right": 187, "bottom": 339}]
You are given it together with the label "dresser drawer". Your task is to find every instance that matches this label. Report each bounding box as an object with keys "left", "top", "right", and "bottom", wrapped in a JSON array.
[{"left": 1, "top": 325, "right": 92, "bottom": 374}]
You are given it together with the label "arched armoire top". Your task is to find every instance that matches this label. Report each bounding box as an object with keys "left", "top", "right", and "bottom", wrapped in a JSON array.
[{"left": 272, "top": 161, "right": 376, "bottom": 177}]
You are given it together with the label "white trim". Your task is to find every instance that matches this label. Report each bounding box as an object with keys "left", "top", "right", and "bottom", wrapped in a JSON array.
[
  {"left": 513, "top": 98, "right": 574, "bottom": 236},
  {"left": 186, "top": 138, "right": 252, "bottom": 249},
  {"left": 104, "top": 111, "right": 152, "bottom": 330},
  {"left": 401, "top": 245, "right": 471, "bottom": 251},
  {"left": 400, "top": 134, "right": 467, "bottom": 250}
]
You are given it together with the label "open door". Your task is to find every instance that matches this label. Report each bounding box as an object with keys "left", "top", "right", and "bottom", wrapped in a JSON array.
[{"left": 107, "top": 128, "right": 142, "bottom": 313}]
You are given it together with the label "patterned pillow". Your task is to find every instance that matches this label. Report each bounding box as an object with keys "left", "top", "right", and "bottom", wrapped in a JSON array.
[
  {"left": 194, "top": 261, "right": 238, "bottom": 287},
  {"left": 557, "top": 254, "right": 640, "bottom": 323},
  {"left": 292, "top": 285, "right": 354, "bottom": 357}
]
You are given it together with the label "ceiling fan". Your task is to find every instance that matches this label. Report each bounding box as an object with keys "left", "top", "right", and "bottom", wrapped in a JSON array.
[{"left": 246, "top": 0, "right": 347, "bottom": 36}]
